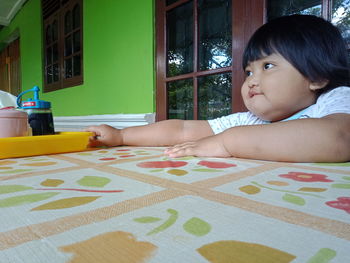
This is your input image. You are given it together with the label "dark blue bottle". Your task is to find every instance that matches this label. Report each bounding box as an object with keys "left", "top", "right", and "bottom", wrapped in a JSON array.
[{"left": 17, "top": 86, "right": 55, "bottom": 136}]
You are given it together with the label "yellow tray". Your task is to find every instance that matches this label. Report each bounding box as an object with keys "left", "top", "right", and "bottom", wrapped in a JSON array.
[{"left": 0, "top": 132, "right": 93, "bottom": 159}]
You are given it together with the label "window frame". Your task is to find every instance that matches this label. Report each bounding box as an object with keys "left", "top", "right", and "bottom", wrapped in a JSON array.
[
  {"left": 155, "top": 0, "right": 264, "bottom": 121},
  {"left": 42, "top": 0, "right": 83, "bottom": 92}
]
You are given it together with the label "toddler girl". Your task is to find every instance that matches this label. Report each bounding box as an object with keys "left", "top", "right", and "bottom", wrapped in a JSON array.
[{"left": 87, "top": 15, "right": 350, "bottom": 162}]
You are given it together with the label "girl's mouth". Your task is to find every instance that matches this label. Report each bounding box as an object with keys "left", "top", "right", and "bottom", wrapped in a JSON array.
[{"left": 248, "top": 90, "right": 262, "bottom": 98}]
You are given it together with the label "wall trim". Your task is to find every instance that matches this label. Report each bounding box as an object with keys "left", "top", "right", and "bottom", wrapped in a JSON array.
[{"left": 54, "top": 113, "right": 156, "bottom": 131}]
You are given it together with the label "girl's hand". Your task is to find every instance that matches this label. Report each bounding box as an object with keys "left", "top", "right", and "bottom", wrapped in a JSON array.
[
  {"left": 85, "top": 124, "right": 123, "bottom": 147},
  {"left": 164, "top": 135, "right": 231, "bottom": 158}
]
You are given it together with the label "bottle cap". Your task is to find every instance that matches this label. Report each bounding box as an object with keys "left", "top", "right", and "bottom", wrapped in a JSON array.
[{"left": 17, "top": 86, "right": 51, "bottom": 109}]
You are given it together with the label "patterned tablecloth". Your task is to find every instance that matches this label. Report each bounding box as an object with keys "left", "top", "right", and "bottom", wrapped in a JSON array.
[{"left": 0, "top": 146, "right": 349, "bottom": 263}]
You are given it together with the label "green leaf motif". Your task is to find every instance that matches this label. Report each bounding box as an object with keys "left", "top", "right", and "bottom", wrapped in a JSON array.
[
  {"left": 0, "top": 169, "right": 32, "bottom": 174},
  {"left": 0, "top": 185, "right": 33, "bottom": 195},
  {"left": 313, "top": 162, "right": 350, "bottom": 167},
  {"left": 174, "top": 156, "right": 196, "bottom": 160},
  {"left": 150, "top": 169, "right": 164, "bottom": 172},
  {"left": 331, "top": 183, "right": 350, "bottom": 189},
  {"left": 147, "top": 209, "right": 178, "bottom": 235},
  {"left": 192, "top": 168, "right": 221, "bottom": 172},
  {"left": 31, "top": 196, "right": 100, "bottom": 210},
  {"left": 298, "top": 187, "right": 327, "bottom": 193},
  {"left": 342, "top": 176, "right": 350, "bottom": 181},
  {"left": 183, "top": 217, "right": 211, "bottom": 236},
  {"left": 306, "top": 248, "right": 336, "bottom": 263},
  {"left": 282, "top": 193, "right": 305, "bottom": 206},
  {"left": 0, "top": 192, "right": 59, "bottom": 207},
  {"left": 134, "top": 217, "right": 162, "bottom": 223},
  {"left": 77, "top": 176, "right": 111, "bottom": 187}
]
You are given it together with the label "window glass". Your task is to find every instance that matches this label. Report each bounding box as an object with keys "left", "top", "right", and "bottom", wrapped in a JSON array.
[
  {"left": 65, "top": 58, "right": 72, "bottom": 78},
  {"left": 46, "top": 25, "right": 52, "bottom": 44},
  {"left": 53, "top": 43, "right": 58, "bottom": 62},
  {"left": 198, "top": 0, "right": 232, "bottom": 71},
  {"left": 65, "top": 35, "right": 72, "bottom": 56},
  {"left": 267, "top": 0, "right": 322, "bottom": 20},
  {"left": 73, "top": 55, "right": 81, "bottom": 76},
  {"left": 167, "top": 79, "right": 194, "bottom": 119},
  {"left": 47, "top": 66, "right": 53, "bottom": 84},
  {"left": 198, "top": 73, "right": 231, "bottom": 120},
  {"left": 53, "top": 63, "right": 59, "bottom": 82},
  {"left": 73, "top": 4, "right": 80, "bottom": 29},
  {"left": 167, "top": 1, "right": 194, "bottom": 77},
  {"left": 65, "top": 11, "right": 72, "bottom": 34},
  {"left": 166, "top": 0, "right": 178, "bottom": 6},
  {"left": 73, "top": 31, "right": 81, "bottom": 52},
  {"left": 52, "top": 20, "right": 58, "bottom": 41},
  {"left": 46, "top": 46, "right": 52, "bottom": 65},
  {"left": 332, "top": 0, "right": 350, "bottom": 51}
]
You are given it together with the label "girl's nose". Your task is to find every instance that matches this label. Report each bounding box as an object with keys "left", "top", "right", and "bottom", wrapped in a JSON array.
[{"left": 247, "top": 76, "right": 259, "bottom": 88}]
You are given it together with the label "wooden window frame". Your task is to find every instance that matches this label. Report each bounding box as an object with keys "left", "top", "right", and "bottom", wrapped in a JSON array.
[
  {"left": 42, "top": 0, "right": 83, "bottom": 92},
  {"left": 155, "top": 0, "right": 265, "bottom": 121}
]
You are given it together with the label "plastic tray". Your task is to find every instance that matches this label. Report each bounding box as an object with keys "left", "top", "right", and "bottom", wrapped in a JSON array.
[{"left": 0, "top": 132, "right": 93, "bottom": 159}]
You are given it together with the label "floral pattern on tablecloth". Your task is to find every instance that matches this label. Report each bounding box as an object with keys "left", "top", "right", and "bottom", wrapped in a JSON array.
[
  {"left": 215, "top": 167, "right": 350, "bottom": 223},
  {"left": 112, "top": 156, "right": 261, "bottom": 183}
]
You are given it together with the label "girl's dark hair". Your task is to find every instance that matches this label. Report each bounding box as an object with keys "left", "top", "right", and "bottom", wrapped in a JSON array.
[{"left": 243, "top": 14, "right": 350, "bottom": 93}]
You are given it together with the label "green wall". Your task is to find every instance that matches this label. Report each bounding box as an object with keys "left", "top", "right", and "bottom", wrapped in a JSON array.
[{"left": 0, "top": 0, "right": 155, "bottom": 116}]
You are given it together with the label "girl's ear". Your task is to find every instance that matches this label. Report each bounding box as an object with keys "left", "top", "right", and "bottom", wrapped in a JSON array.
[{"left": 309, "top": 80, "right": 329, "bottom": 91}]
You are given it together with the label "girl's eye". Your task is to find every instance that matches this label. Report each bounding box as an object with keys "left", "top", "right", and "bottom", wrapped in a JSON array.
[
  {"left": 245, "top": 70, "right": 253, "bottom": 77},
  {"left": 263, "top": 63, "right": 274, "bottom": 70}
]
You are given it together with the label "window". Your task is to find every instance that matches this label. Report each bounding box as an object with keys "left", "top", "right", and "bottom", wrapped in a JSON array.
[
  {"left": 42, "top": 0, "right": 83, "bottom": 92},
  {"left": 156, "top": 0, "right": 264, "bottom": 121}
]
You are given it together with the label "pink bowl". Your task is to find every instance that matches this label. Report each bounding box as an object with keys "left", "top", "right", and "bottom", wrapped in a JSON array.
[{"left": 0, "top": 109, "right": 28, "bottom": 138}]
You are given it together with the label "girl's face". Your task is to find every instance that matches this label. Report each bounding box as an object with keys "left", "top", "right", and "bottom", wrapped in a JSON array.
[{"left": 242, "top": 53, "right": 320, "bottom": 122}]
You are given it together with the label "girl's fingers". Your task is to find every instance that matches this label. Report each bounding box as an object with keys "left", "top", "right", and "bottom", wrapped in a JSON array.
[{"left": 165, "top": 142, "right": 197, "bottom": 157}]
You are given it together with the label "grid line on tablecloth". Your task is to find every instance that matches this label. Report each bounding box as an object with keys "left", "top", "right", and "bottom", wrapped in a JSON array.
[
  {"left": 0, "top": 165, "right": 83, "bottom": 182},
  {"left": 54, "top": 153, "right": 166, "bottom": 167}
]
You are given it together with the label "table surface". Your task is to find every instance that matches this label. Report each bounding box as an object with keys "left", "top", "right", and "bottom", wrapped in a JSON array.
[{"left": 0, "top": 146, "right": 349, "bottom": 263}]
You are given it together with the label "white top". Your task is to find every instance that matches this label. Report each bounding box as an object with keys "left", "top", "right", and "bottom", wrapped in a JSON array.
[{"left": 208, "top": 86, "right": 350, "bottom": 134}]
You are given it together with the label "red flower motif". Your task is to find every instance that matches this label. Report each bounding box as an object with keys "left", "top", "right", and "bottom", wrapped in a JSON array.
[
  {"left": 278, "top": 172, "right": 333, "bottom": 182},
  {"left": 137, "top": 161, "right": 187, "bottom": 168},
  {"left": 326, "top": 197, "right": 350, "bottom": 214},
  {"left": 198, "top": 160, "right": 236, "bottom": 169}
]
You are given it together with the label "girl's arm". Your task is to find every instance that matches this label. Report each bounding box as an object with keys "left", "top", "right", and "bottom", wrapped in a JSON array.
[
  {"left": 86, "top": 119, "right": 214, "bottom": 147},
  {"left": 166, "top": 113, "right": 350, "bottom": 162}
]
